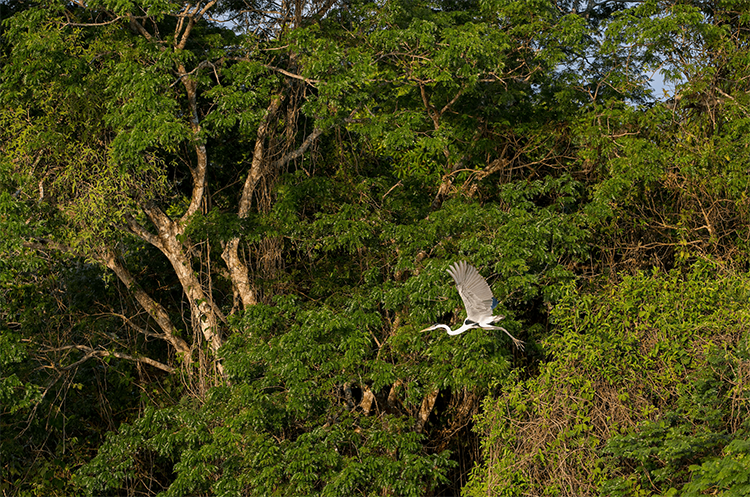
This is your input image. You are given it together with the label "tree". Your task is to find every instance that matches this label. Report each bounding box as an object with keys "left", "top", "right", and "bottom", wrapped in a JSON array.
[
  {"left": 576, "top": 0, "right": 750, "bottom": 272},
  {"left": 466, "top": 0, "right": 750, "bottom": 494},
  {"left": 0, "top": 0, "right": 342, "bottom": 387},
  {"left": 14, "top": 0, "right": 750, "bottom": 495}
]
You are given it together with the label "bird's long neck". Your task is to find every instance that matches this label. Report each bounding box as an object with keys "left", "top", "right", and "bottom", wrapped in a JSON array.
[
  {"left": 447, "top": 321, "right": 478, "bottom": 336},
  {"left": 431, "top": 324, "right": 452, "bottom": 333}
]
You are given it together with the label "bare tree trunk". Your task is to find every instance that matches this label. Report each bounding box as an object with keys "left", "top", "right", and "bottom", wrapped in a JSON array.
[
  {"left": 415, "top": 389, "right": 440, "bottom": 433},
  {"left": 431, "top": 176, "right": 453, "bottom": 210},
  {"left": 221, "top": 96, "right": 283, "bottom": 310},
  {"left": 222, "top": 238, "right": 258, "bottom": 309},
  {"left": 127, "top": 204, "right": 225, "bottom": 377}
]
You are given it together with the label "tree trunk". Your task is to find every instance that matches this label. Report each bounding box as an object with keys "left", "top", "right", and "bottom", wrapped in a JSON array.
[
  {"left": 415, "top": 389, "right": 440, "bottom": 433},
  {"left": 129, "top": 203, "right": 226, "bottom": 378},
  {"left": 221, "top": 96, "right": 283, "bottom": 310}
]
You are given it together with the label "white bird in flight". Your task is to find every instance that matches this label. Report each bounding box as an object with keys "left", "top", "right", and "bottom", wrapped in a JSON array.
[{"left": 422, "top": 261, "right": 524, "bottom": 350}]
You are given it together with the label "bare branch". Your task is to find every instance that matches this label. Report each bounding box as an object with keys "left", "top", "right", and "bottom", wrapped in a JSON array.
[
  {"left": 272, "top": 127, "right": 323, "bottom": 169},
  {"left": 107, "top": 350, "right": 175, "bottom": 373},
  {"left": 124, "top": 214, "right": 163, "bottom": 249},
  {"left": 225, "top": 58, "right": 320, "bottom": 84},
  {"left": 175, "top": 1, "right": 219, "bottom": 51},
  {"left": 99, "top": 248, "right": 192, "bottom": 359},
  {"left": 42, "top": 344, "right": 175, "bottom": 373},
  {"left": 440, "top": 86, "right": 466, "bottom": 116},
  {"left": 170, "top": 59, "right": 221, "bottom": 87},
  {"left": 381, "top": 180, "right": 403, "bottom": 201},
  {"left": 98, "top": 311, "right": 169, "bottom": 341},
  {"left": 419, "top": 83, "right": 440, "bottom": 130},
  {"left": 127, "top": 14, "right": 155, "bottom": 42},
  {"left": 63, "top": 16, "right": 125, "bottom": 27},
  {"left": 262, "top": 64, "right": 320, "bottom": 84}
]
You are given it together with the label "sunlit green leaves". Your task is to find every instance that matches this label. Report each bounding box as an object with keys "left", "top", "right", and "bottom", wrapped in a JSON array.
[
  {"left": 9, "top": 0, "right": 750, "bottom": 495},
  {"left": 468, "top": 262, "right": 750, "bottom": 496},
  {"left": 0, "top": 6, "right": 173, "bottom": 250}
]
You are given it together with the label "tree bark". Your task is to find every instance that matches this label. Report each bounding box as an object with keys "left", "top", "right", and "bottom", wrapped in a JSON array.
[
  {"left": 99, "top": 248, "right": 192, "bottom": 360},
  {"left": 42, "top": 344, "right": 176, "bottom": 374},
  {"left": 221, "top": 96, "right": 282, "bottom": 309},
  {"left": 415, "top": 389, "right": 439, "bottom": 433},
  {"left": 360, "top": 385, "right": 376, "bottom": 415},
  {"left": 130, "top": 204, "right": 225, "bottom": 377}
]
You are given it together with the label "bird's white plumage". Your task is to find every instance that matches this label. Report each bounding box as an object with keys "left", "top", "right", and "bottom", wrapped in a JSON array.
[
  {"left": 446, "top": 260, "right": 496, "bottom": 325},
  {"left": 421, "top": 261, "right": 524, "bottom": 350}
]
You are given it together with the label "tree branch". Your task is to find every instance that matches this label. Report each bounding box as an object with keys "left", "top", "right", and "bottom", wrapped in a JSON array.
[
  {"left": 42, "top": 344, "right": 175, "bottom": 373},
  {"left": 175, "top": 1, "right": 219, "bottom": 51},
  {"left": 360, "top": 384, "right": 376, "bottom": 415},
  {"left": 415, "top": 388, "right": 439, "bottom": 433},
  {"left": 98, "top": 248, "right": 192, "bottom": 359},
  {"left": 124, "top": 213, "right": 164, "bottom": 250},
  {"left": 127, "top": 14, "right": 156, "bottom": 42},
  {"left": 271, "top": 127, "right": 323, "bottom": 169},
  {"left": 22, "top": 239, "right": 82, "bottom": 257},
  {"left": 220, "top": 96, "right": 284, "bottom": 310},
  {"left": 224, "top": 58, "right": 320, "bottom": 84},
  {"left": 239, "top": 96, "right": 283, "bottom": 216},
  {"left": 262, "top": 63, "right": 320, "bottom": 84},
  {"left": 98, "top": 311, "right": 170, "bottom": 341},
  {"left": 22, "top": 239, "right": 192, "bottom": 361}
]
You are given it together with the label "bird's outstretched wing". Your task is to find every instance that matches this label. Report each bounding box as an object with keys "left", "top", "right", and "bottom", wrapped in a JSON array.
[{"left": 447, "top": 261, "right": 496, "bottom": 322}]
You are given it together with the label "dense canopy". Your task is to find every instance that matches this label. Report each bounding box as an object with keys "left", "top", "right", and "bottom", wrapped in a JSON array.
[{"left": 1, "top": 0, "right": 750, "bottom": 495}]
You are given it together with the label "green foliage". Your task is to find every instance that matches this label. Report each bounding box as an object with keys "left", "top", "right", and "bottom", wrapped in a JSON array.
[
  {"left": 71, "top": 152, "right": 587, "bottom": 494},
  {"left": 74, "top": 374, "right": 456, "bottom": 496},
  {"left": 576, "top": 0, "right": 750, "bottom": 270},
  {"left": 466, "top": 262, "right": 750, "bottom": 497},
  {"left": 0, "top": 331, "right": 40, "bottom": 415},
  {"left": 0, "top": 5, "right": 169, "bottom": 251},
  {"left": 5, "top": 0, "right": 750, "bottom": 495},
  {"left": 602, "top": 336, "right": 750, "bottom": 497},
  {"left": 683, "top": 438, "right": 750, "bottom": 497},
  {"left": 291, "top": 0, "right": 592, "bottom": 182}
]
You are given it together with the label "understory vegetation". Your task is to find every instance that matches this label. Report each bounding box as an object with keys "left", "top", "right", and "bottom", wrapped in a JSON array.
[{"left": 1, "top": 0, "right": 750, "bottom": 496}]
